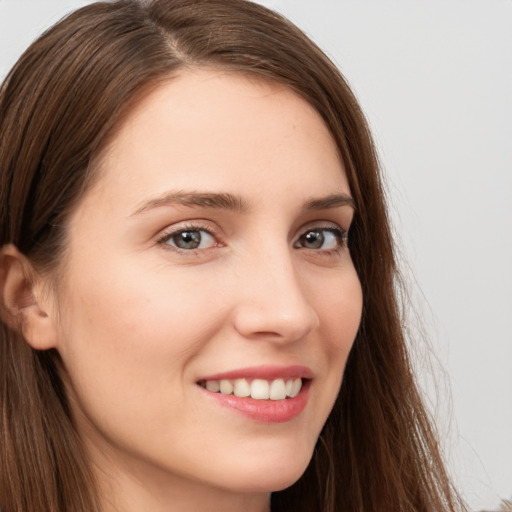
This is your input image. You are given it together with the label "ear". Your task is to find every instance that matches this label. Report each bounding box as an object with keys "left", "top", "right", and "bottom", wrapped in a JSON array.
[{"left": 0, "top": 244, "right": 58, "bottom": 350}]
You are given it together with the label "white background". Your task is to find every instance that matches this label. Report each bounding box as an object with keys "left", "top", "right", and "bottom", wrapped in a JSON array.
[{"left": 1, "top": 1, "right": 511, "bottom": 510}]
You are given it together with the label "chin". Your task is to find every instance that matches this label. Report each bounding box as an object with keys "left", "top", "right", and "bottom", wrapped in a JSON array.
[{"left": 215, "top": 445, "right": 314, "bottom": 494}]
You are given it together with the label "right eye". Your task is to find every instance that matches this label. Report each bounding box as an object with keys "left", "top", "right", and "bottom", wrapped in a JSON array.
[
  {"left": 294, "top": 225, "right": 348, "bottom": 253},
  {"left": 160, "top": 227, "right": 217, "bottom": 251}
]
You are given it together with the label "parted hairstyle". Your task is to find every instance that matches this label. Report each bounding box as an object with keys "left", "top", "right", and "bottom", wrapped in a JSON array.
[{"left": 0, "top": 1, "right": 465, "bottom": 511}]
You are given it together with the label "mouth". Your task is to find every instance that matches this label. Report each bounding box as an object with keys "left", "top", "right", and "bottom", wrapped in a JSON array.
[
  {"left": 197, "top": 377, "right": 305, "bottom": 400},
  {"left": 196, "top": 366, "right": 312, "bottom": 423}
]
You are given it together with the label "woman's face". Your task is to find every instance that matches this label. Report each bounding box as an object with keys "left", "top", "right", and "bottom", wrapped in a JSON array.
[{"left": 50, "top": 69, "right": 362, "bottom": 502}]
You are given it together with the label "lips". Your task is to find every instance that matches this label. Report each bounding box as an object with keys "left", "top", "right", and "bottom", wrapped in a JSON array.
[
  {"left": 196, "top": 365, "right": 312, "bottom": 423},
  {"left": 198, "top": 364, "right": 313, "bottom": 382}
]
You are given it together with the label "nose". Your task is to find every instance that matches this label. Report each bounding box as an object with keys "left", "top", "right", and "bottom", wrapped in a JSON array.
[{"left": 231, "top": 246, "right": 320, "bottom": 344}]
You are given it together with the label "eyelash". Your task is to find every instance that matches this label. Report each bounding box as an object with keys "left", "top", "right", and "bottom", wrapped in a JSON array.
[
  {"left": 157, "top": 222, "right": 349, "bottom": 255},
  {"left": 294, "top": 225, "right": 348, "bottom": 255},
  {"left": 157, "top": 223, "right": 221, "bottom": 254}
]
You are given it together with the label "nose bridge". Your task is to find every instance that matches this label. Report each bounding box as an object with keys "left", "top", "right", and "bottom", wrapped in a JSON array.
[{"left": 232, "top": 240, "right": 319, "bottom": 341}]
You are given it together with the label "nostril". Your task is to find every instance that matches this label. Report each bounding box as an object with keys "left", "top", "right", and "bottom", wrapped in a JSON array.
[{"left": 232, "top": 302, "right": 318, "bottom": 343}]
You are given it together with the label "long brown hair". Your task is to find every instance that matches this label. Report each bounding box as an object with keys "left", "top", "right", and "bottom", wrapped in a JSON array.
[{"left": 0, "top": 1, "right": 464, "bottom": 511}]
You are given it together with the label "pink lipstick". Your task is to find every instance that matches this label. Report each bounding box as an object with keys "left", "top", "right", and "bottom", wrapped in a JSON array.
[{"left": 197, "top": 365, "right": 312, "bottom": 423}]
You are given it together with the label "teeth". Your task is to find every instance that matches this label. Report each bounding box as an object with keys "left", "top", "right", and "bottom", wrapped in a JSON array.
[
  {"left": 233, "top": 378, "right": 251, "bottom": 397},
  {"left": 219, "top": 379, "right": 233, "bottom": 395},
  {"left": 202, "top": 377, "right": 303, "bottom": 400},
  {"left": 269, "top": 379, "right": 287, "bottom": 400},
  {"left": 250, "top": 379, "right": 270, "bottom": 399},
  {"left": 289, "top": 378, "right": 302, "bottom": 398},
  {"left": 206, "top": 380, "right": 220, "bottom": 393}
]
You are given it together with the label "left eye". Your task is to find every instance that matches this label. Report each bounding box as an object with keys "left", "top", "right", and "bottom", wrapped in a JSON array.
[
  {"left": 295, "top": 228, "right": 346, "bottom": 251},
  {"left": 163, "top": 229, "right": 216, "bottom": 250}
]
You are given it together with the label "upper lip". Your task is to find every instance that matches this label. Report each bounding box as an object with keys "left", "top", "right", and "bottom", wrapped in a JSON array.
[{"left": 197, "top": 365, "right": 314, "bottom": 382}]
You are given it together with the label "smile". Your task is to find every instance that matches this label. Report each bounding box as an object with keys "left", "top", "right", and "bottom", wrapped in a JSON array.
[
  {"left": 198, "top": 377, "right": 303, "bottom": 400},
  {"left": 196, "top": 366, "right": 313, "bottom": 423}
]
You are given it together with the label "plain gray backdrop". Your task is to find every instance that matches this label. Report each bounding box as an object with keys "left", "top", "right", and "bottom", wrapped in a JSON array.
[{"left": 1, "top": 1, "right": 511, "bottom": 509}]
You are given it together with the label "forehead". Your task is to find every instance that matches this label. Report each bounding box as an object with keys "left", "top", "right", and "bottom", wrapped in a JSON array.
[{"left": 84, "top": 68, "right": 349, "bottom": 213}]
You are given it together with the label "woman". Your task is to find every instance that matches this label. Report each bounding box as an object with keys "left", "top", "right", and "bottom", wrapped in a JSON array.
[{"left": 0, "top": 1, "right": 465, "bottom": 511}]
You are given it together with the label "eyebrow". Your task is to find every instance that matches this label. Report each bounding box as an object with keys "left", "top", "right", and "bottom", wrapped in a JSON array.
[
  {"left": 131, "top": 190, "right": 355, "bottom": 216},
  {"left": 303, "top": 193, "right": 355, "bottom": 211},
  {"left": 131, "top": 190, "right": 248, "bottom": 215}
]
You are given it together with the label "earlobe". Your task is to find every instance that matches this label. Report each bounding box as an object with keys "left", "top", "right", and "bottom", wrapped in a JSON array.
[{"left": 0, "top": 244, "right": 58, "bottom": 350}]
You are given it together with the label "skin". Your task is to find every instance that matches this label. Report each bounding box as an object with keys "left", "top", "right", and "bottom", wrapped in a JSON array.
[{"left": 39, "top": 69, "right": 363, "bottom": 511}]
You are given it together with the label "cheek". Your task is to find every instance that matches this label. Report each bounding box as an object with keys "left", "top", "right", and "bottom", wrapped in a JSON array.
[
  {"left": 54, "top": 257, "right": 226, "bottom": 413},
  {"left": 60, "top": 254, "right": 219, "bottom": 341},
  {"left": 316, "top": 268, "right": 363, "bottom": 353},
  {"left": 313, "top": 268, "right": 363, "bottom": 410},
  {"left": 297, "top": 261, "right": 360, "bottom": 359}
]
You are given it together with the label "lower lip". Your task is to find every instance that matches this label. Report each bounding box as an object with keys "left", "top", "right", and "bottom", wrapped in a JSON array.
[{"left": 199, "top": 380, "right": 311, "bottom": 423}]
